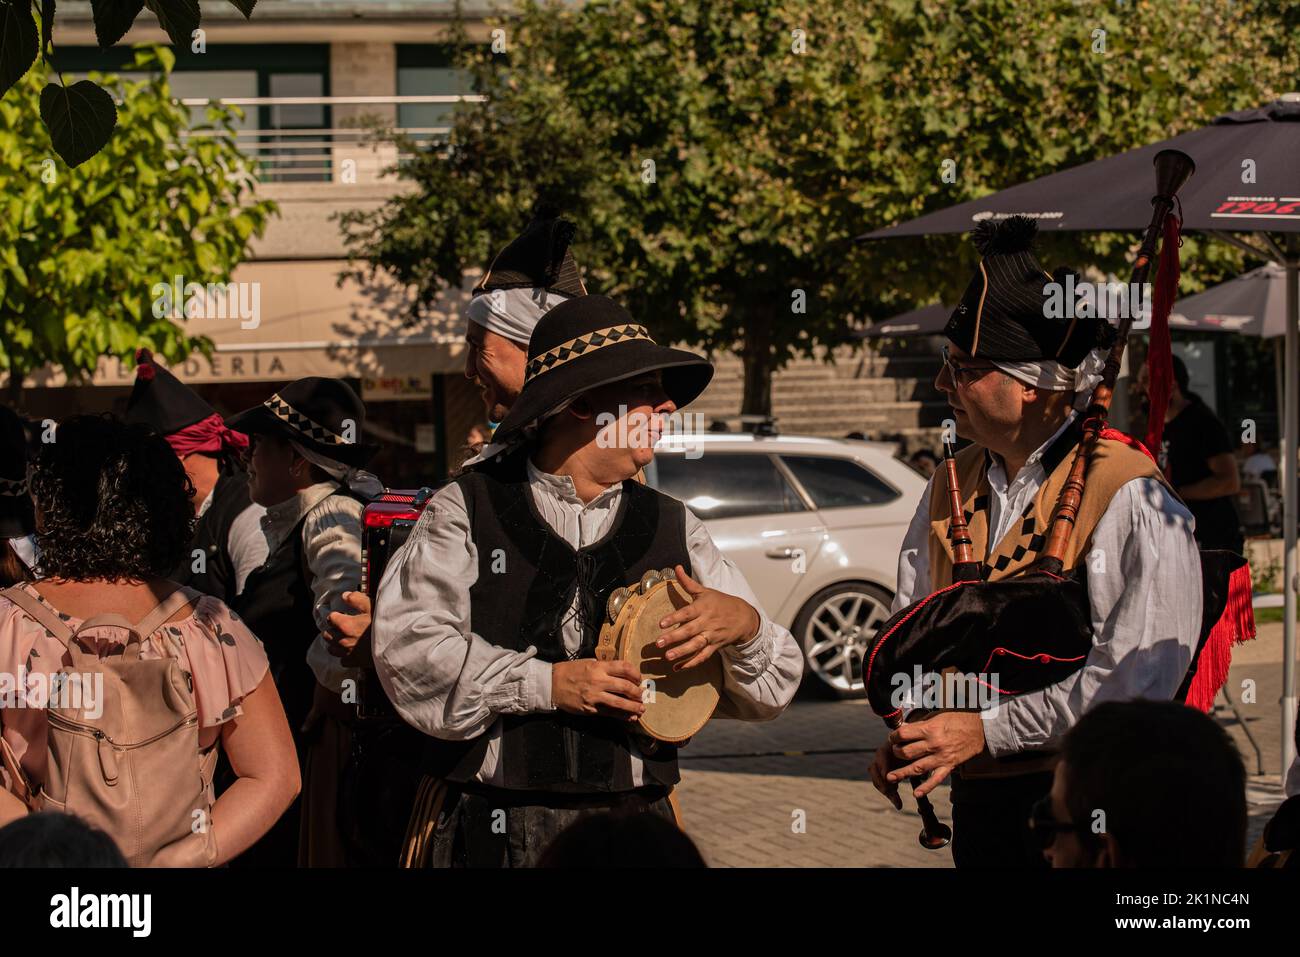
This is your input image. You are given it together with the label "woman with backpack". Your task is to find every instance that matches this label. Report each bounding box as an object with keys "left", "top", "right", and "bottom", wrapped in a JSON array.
[{"left": 0, "top": 414, "right": 300, "bottom": 866}]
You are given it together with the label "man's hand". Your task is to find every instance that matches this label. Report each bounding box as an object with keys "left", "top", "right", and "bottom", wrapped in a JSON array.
[
  {"left": 655, "top": 564, "right": 761, "bottom": 670},
  {"left": 884, "top": 712, "right": 987, "bottom": 798},
  {"left": 325, "top": 590, "right": 372, "bottom": 660},
  {"left": 552, "top": 659, "right": 647, "bottom": 720},
  {"left": 868, "top": 744, "right": 903, "bottom": 810}
]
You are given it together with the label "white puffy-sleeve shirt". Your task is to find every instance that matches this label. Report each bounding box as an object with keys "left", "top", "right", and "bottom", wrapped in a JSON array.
[{"left": 372, "top": 460, "right": 804, "bottom": 786}]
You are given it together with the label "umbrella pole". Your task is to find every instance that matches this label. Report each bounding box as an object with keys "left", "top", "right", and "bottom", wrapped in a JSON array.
[{"left": 1284, "top": 254, "right": 1298, "bottom": 780}]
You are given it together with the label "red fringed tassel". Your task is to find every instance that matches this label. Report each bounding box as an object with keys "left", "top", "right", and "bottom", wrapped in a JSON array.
[
  {"left": 1143, "top": 212, "right": 1182, "bottom": 456},
  {"left": 1185, "top": 562, "right": 1257, "bottom": 712}
]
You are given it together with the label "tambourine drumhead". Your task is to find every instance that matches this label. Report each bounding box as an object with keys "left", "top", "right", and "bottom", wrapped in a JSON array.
[{"left": 618, "top": 580, "right": 722, "bottom": 743}]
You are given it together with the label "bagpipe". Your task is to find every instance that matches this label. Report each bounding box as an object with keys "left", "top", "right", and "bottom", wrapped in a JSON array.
[{"left": 864, "top": 150, "right": 1256, "bottom": 849}]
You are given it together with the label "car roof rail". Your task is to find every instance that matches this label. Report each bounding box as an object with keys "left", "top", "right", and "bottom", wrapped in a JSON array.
[{"left": 707, "top": 414, "right": 779, "bottom": 436}]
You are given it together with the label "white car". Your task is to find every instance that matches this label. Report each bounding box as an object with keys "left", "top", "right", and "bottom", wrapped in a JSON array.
[{"left": 643, "top": 432, "right": 927, "bottom": 698}]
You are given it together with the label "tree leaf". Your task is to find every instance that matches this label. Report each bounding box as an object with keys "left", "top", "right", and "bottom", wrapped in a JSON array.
[
  {"left": 91, "top": 0, "right": 145, "bottom": 49},
  {"left": 39, "top": 79, "right": 118, "bottom": 167},
  {"left": 226, "top": 0, "right": 254, "bottom": 18},
  {"left": 0, "top": 0, "right": 38, "bottom": 97},
  {"left": 144, "top": 0, "right": 199, "bottom": 49}
]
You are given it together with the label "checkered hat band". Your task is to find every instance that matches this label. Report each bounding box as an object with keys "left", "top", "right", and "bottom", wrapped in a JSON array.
[
  {"left": 524, "top": 324, "right": 655, "bottom": 383},
  {"left": 0, "top": 477, "right": 27, "bottom": 497},
  {"left": 263, "top": 394, "right": 349, "bottom": 446}
]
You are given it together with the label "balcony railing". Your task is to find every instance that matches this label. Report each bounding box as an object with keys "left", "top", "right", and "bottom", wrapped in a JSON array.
[{"left": 179, "top": 94, "right": 487, "bottom": 184}]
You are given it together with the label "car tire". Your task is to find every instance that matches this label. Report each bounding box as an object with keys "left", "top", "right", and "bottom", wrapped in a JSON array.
[{"left": 792, "top": 581, "right": 894, "bottom": 700}]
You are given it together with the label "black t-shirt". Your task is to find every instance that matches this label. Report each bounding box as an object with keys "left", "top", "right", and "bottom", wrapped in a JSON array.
[{"left": 1161, "top": 396, "right": 1241, "bottom": 548}]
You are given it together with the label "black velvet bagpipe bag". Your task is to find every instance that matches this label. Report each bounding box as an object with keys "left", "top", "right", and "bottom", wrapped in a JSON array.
[
  {"left": 863, "top": 570, "right": 1093, "bottom": 720},
  {"left": 864, "top": 549, "right": 1250, "bottom": 721}
]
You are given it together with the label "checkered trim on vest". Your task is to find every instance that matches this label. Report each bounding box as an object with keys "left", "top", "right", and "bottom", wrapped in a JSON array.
[
  {"left": 974, "top": 500, "right": 1046, "bottom": 580},
  {"left": 0, "top": 476, "right": 27, "bottom": 497},
  {"left": 263, "top": 394, "right": 351, "bottom": 446},
  {"left": 525, "top": 324, "right": 654, "bottom": 382}
]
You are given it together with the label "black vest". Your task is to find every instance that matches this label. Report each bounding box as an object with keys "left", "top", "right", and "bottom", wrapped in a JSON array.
[
  {"left": 424, "top": 450, "right": 691, "bottom": 792},
  {"left": 232, "top": 486, "right": 368, "bottom": 737},
  {"left": 174, "top": 463, "right": 251, "bottom": 605}
]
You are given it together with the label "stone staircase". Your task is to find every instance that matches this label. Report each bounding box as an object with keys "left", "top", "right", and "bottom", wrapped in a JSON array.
[{"left": 688, "top": 344, "right": 951, "bottom": 454}]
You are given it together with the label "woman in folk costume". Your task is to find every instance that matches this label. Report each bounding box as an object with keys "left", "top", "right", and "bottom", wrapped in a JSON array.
[
  {"left": 0, "top": 405, "right": 37, "bottom": 587},
  {"left": 124, "top": 350, "right": 266, "bottom": 602},
  {"left": 373, "top": 295, "right": 804, "bottom": 867},
  {"left": 222, "top": 377, "right": 383, "bottom": 867},
  {"left": 868, "top": 216, "right": 1205, "bottom": 868}
]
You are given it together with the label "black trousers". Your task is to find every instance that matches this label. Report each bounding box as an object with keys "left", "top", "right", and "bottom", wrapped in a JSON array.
[
  {"left": 949, "top": 771, "right": 1054, "bottom": 869},
  {"left": 423, "top": 783, "right": 676, "bottom": 868}
]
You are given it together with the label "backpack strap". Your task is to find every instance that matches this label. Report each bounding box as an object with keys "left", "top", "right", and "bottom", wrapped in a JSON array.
[
  {"left": 0, "top": 584, "right": 75, "bottom": 648},
  {"left": 132, "top": 585, "right": 202, "bottom": 640}
]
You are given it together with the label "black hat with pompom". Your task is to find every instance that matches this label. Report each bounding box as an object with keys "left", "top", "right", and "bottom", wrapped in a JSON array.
[
  {"left": 473, "top": 203, "right": 588, "bottom": 299},
  {"left": 945, "top": 215, "right": 1114, "bottom": 367}
]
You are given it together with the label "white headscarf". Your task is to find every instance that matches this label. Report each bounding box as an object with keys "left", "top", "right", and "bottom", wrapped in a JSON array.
[
  {"left": 465, "top": 286, "right": 571, "bottom": 346},
  {"left": 992, "top": 348, "right": 1108, "bottom": 411},
  {"left": 289, "top": 440, "right": 384, "bottom": 498}
]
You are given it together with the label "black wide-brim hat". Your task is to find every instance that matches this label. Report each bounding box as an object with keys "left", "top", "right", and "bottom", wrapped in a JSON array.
[
  {"left": 493, "top": 295, "right": 713, "bottom": 445},
  {"left": 226, "top": 377, "right": 379, "bottom": 468},
  {"left": 0, "top": 403, "right": 35, "bottom": 539}
]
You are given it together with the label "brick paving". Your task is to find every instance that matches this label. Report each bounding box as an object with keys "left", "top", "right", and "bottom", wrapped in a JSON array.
[{"left": 675, "top": 622, "right": 1293, "bottom": 867}]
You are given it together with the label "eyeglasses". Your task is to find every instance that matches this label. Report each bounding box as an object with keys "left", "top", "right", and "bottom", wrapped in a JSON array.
[
  {"left": 941, "top": 345, "right": 998, "bottom": 384},
  {"left": 1027, "top": 794, "right": 1097, "bottom": 851}
]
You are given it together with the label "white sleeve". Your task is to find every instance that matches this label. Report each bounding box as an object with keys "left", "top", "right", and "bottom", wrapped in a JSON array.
[
  {"left": 300, "top": 494, "right": 366, "bottom": 691},
  {"left": 683, "top": 510, "right": 804, "bottom": 720},
  {"left": 981, "top": 477, "right": 1202, "bottom": 756},
  {"left": 893, "top": 474, "right": 936, "bottom": 611},
  {"left": 371, "top": 482, "right": 554, "bottom": 741}
]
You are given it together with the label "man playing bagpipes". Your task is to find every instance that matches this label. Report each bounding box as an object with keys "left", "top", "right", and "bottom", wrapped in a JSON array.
[
  {"left": 866, "top": 193, "right": 1255, "bottom": 868},
  {"left": 371, "top": 294, "right": 803, "bottom": 867}
]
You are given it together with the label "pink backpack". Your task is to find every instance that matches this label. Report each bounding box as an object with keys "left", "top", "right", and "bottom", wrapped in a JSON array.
[{"left": 0, "top": 584, "right": 219, "bottom": 867}]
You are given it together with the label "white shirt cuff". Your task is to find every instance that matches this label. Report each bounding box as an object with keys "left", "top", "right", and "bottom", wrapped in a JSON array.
[{"left": 980, "top": 703, "right": 1020, "bottom": 758}]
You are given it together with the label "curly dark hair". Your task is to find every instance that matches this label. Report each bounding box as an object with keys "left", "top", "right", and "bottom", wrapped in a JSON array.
[{"left": 30, "top": 414, "right": 196, "bottom": 582}]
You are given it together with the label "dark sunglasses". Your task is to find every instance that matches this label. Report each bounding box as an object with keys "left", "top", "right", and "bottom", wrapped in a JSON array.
[
  {"left": 941, "top": 345, "right": 999, "bottom": 384},
  {"left": 1027, "top": 794, "right": 1098, "bottom": 851}
]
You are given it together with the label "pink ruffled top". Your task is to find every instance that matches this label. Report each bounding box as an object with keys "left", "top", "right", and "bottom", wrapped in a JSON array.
[{"left": 0, "top": 583, "right": 269, "bottom": 791}]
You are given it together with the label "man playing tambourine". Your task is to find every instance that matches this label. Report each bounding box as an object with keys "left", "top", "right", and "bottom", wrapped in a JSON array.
[{"left": 373, "top": 294, "right": 803, "bottom": 867}]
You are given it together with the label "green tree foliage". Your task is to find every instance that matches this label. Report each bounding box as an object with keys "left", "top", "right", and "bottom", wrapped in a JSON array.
[
  {"left": 0, "top": 45, "right": 277, "bottom": 404},
  {"left": 341, "top": 0, "right": 1296, "bottom": 415},
  {"left": 0, "top": 0, "right": 256, "bottom": 166}
]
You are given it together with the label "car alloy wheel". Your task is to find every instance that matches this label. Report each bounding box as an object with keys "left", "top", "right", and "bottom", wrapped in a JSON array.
[{"left": 793, "top": 582, "right": 893, "bottom": 699}]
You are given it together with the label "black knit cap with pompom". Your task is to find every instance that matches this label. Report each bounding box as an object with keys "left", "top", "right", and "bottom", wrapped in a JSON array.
[
  {"left": 945, "top": 215, "right": 1114, "bottom": 367},
  {"left": 472, "top": 202, "right": 588, "bottom": 299}
]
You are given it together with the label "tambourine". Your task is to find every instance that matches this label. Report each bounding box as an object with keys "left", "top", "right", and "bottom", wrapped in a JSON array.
[{"left": 595, "top": 568, "right": 723, "bottom": 743}]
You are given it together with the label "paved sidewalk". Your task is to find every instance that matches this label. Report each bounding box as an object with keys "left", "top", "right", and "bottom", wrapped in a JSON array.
[{"left": 675, "top": 622, "right": 1292, "bottom": 867}]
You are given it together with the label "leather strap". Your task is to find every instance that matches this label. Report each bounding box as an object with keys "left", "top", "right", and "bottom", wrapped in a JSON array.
[{"left": 0, "top": 584, "right": 74, "bottom": 647}]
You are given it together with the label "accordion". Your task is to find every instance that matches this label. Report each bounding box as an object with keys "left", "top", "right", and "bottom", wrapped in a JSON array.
[{"left": 356, "top": 487, "right": 437, "bottom": 719}]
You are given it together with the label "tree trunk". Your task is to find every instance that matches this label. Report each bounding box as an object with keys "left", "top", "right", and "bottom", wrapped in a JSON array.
[{"left": 740, "top": 316, "right": 774, "bottom": 418}]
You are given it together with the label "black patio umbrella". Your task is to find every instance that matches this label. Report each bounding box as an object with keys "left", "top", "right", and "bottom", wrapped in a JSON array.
[
  {"left": 856, "top": 303, "right": 951, "bottom": 338},
  {"left": 861, "top": 93, "right": 1300, "bottom": 778}
]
